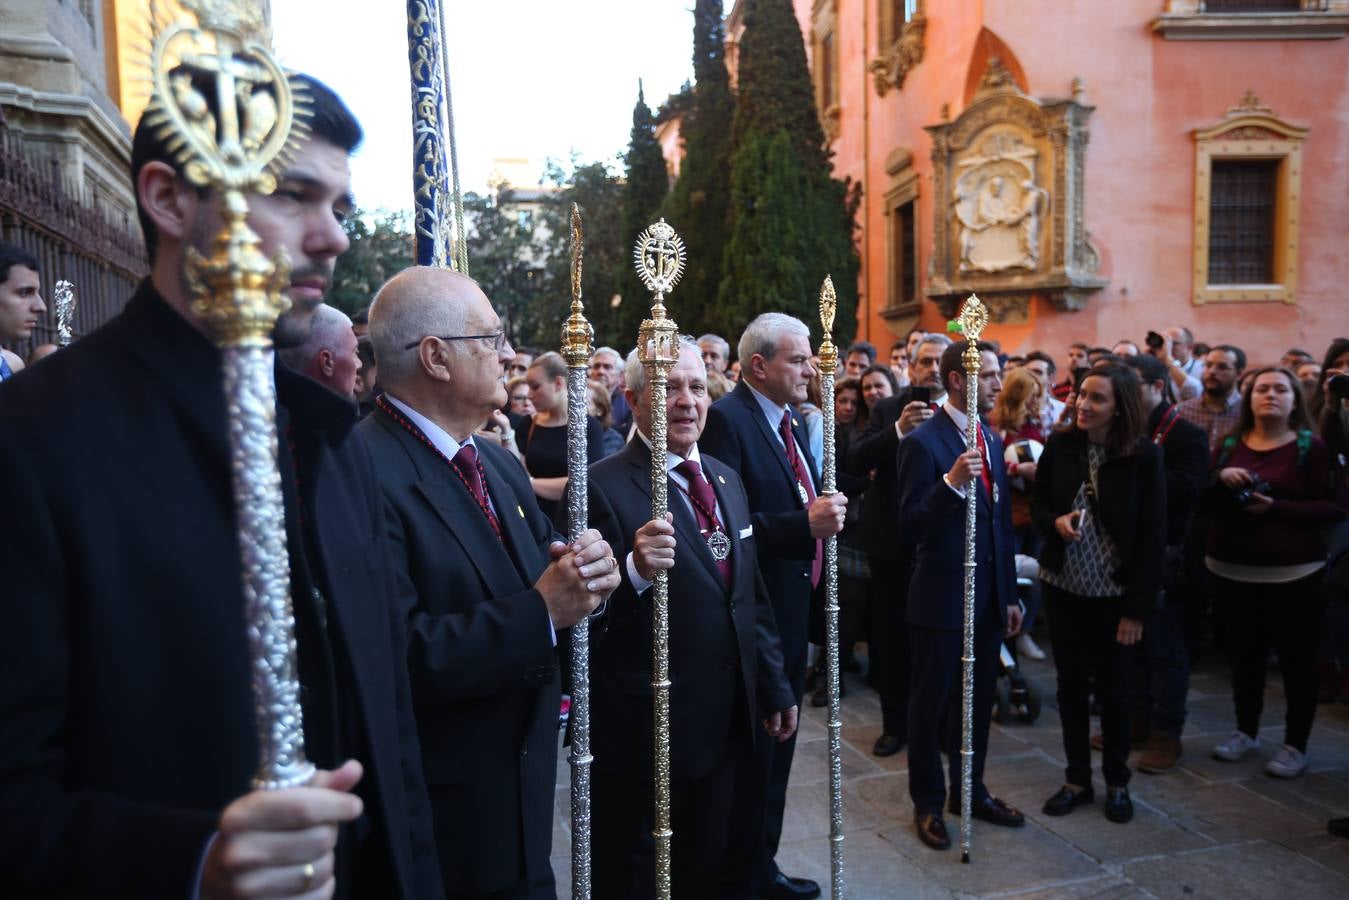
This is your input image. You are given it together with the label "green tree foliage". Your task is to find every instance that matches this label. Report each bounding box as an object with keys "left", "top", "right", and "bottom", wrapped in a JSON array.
[
  {"left": 463, "top": 191, "right": 543, "bottom": 344},
  {"left": 615, "top": 83, "right": 671, "bottom": 346},
  {"left": 328, "top": 209, "right": 414, "bottom": 316},
  {"left": 537, "top": 159, "right": 627, "bottom": 351},
  {"left": 659, "top": 0, "right": 735, "bottom": 337},
  {"left": 721, "top": 0, "right": 860, "bottom": 344}
]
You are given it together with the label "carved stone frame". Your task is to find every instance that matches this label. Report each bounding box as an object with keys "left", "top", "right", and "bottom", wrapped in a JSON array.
[
  {"left": 812, "top": 0, "right": 842, "bottom": 142},
  {"left": 1192, "top": 93, "right": 1309, "bottom": 305},
  {"left": 1153, "top": 0, "right": 1349, "bottom": 40},
  {"left": 870, "top": 1, "right": 926, "bottom": 96},
  {"left": 924, "top": 64, "right": 1106, "bottom": 320}
]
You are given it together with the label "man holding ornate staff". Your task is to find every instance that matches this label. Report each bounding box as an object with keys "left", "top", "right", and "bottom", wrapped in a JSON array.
[
  {"left": 0, "top": 19, "right": 441, "bottom": 896},
  {"left": 581, "top": 337, "right": 796, "bottom": 898},
  {"left": 701, "top": 313, "right": 847, "bottom": 900},
  {"left": 896, "top": 338, "right": 1024, "bottom": 854},
  {"left": 360, "top": 265, "right": 621, "bottom": 900}
]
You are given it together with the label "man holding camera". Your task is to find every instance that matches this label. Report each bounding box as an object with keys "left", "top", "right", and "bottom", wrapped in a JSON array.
[{"left": 1144, "top": 329, "right": 1202, "bottom": 401}]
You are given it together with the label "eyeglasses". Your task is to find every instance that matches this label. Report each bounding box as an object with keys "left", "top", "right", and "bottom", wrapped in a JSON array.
[{"left": 405, "top": 331, "right": 510, "bottom": 352}]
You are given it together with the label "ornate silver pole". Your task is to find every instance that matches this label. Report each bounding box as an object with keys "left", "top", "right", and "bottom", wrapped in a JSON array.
[
  {"left": 434, "top": 0, "right": 468, "bottom": 275},
  {"left": 146, "top": 1, "right": 313, "bottom": 790},
  {"left": 562, "top": 203, "right": 595, "bottom": 900},
  {"left": 633, "top": 219, "right": 685, "bottom": 900},
  {"left": 53, "top": 280, "right": 76, "bottom": 347},
  {"left": 956, "top": 294, "right": 989, "bottom": 862},
  {"left": 816, "top": 276, "right": 845, "bottom": 897}
]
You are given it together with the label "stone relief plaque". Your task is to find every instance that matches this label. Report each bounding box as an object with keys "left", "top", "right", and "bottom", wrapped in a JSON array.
[{"left": 925, "top": 60, "right": 1106, "bottom": 320}]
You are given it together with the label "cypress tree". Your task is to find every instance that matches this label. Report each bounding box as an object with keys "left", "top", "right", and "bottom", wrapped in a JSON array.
[
  {"left": 616, "top": 82, "right": 671, "bottom": 347},
  {"left": 720, "top": 0, "right": 859, "bottom": 342},
  {"left": 659, "top": 0, "right": 735, "bottom": 336}
]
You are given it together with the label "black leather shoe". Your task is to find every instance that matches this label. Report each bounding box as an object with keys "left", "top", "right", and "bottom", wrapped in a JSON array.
[
  {"left": 1105, "top": 787, "right": 1134, "bottom": 823},
  {"left": 811, "top": 678, "right": 847, "bottom": 707},
  {"left": 1043, "top": 784, "right": 1095, "bottom": 816},
  {"left": 949, "top": 795, "right": 1025, "bottom": 827},
  {"left": 759, "top": 872, "right": 821, "bottom": 899},
  {"left": 873, "top": 733, "right": 904, "bottom": 757},
  {"left": 915, "top": 812, "right": 951, "bottom": 851}
]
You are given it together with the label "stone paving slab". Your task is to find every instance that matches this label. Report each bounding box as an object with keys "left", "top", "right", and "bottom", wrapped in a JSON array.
[{"left": 1120, "top": 839, "right": 1349, "bottom": 899}]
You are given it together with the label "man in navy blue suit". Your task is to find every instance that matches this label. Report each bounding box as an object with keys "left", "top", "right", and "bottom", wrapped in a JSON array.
[
  {"left": 700, "top": 313, "right": 847, "bottom": 900},
  {"left": 897, "top": 340, "right": 1024, "bottom": 852}
]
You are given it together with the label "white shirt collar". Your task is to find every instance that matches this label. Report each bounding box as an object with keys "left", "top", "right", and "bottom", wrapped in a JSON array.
[
  {"left": 383, "top": 392, "right": 475, "bottom": 460},
  {"left": 636, "top": 430, "right": 704, "bottom": 480},
  {"left": 943, "top": 398, "right": 969, "bottom": 434},
  {"left": 745, "top": 381, "right": 791, "bottom": 432}
]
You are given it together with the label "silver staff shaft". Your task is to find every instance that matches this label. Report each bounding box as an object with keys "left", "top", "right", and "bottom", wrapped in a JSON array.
[
  {"left": 817, "top": 276, "right": 845, "bottom": 897},
  {"left": 648, "top": 373, "right": 673, "bottom": 900}
]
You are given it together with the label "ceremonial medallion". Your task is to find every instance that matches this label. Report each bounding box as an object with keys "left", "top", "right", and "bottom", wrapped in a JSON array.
[{"left": 707, "top": 528, "right": 731, "bottom": 562}]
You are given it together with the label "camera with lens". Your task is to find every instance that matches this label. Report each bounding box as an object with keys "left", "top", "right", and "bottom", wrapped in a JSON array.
[
  {"left": 1327, "top": 372, "right": 1349, "bottom": 400},
  {"left": 1231, "top": 476, "right": 1273, "bottom": 508},
  {"left": 1145, "top": 331, "right": 1166, "bottom": 351}
]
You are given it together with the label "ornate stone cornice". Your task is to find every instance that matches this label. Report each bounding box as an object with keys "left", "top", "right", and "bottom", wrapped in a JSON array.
[
  {"left": 1153, "top": 0, "right": 1349, "bottom": 40},
  {"left": 869, "top": 12, "right": 926, "bottom": 97}
]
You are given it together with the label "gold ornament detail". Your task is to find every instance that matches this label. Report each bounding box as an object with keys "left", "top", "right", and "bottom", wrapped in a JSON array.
[{"left": 561, "top": 203, "right": 594, "bottom": 367}]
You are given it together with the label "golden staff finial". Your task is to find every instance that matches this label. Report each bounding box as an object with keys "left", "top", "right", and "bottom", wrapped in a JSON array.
[
  {"left": 817, "top": 275, "right": 838, "bottom": 374},
  {"left": 957, "top": 293, "right": 989, "bottom": 371},
  {"left": 562, "top": 203, "right": 594, "bottom": 367}
]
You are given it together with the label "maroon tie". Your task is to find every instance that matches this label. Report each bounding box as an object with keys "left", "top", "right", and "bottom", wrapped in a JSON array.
[
  {"left": 675, "top": 459, "right": 732, "bottom": 590},
  {"left": 450, "top": 443, "right": 503, "bottom": 542},
  {"left": 973, "top": 424, "right": 993, "bottom": 499},
  {"left": 780, "top": 410, "right": 822, "bottom": 588}
]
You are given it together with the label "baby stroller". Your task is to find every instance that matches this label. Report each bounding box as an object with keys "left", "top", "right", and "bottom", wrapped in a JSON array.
[{"left": 993, "top": 555, "right": 1042, "bottom": 726}]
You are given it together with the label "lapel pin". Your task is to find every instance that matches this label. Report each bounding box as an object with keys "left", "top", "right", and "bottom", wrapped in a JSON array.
[
  {"left": 517, "top": 505, "right": 525, "bottom": 518},
  {"left": 792, "top": 418, "right": 800, "bottom": 428},
  {"left": 717, "top": 474, "right": 726, "bottom": 484}
]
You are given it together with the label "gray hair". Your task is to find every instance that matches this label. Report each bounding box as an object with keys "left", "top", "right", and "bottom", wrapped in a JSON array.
[
  {"left": 737, "top": 313, "right": 811, "bottom": 371},
  {"left": 917, "top": 332, "right": 952, "bottom": 353},
  {"left": 368, "top": 275, "right": 465, "bottom": 387},
  {"left": 697, "top": 333, "right": 729, "bottom": 359},
  {"left": 591, "top": 346, "right": 622, "bottom": 366},
  {"left": 278, "top": 304, "right": 352, "bottom": 371},
  {"left": 624, "top": 335, "right": 701, "bottom": 394}
]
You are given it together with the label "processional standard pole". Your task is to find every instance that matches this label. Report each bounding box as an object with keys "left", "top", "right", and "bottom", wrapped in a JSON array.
[
  {"left": 955, "top": 294, "right": 989, "bottom": 862},
  {"left": 561, "top": 203, "right": 596, "bottom": 900},
  {"left": 144, "top": 0, "right": 313, "bottom": 789},
  {"left": 53, "top": 280, "right": 76, "bottom": 347},
  {"left": 632, "top": 218, "right": 686, "bottom": 900},
  {"left": 816, "top": 276, "right": 845, "bottom": 898},
  {"left": 406, "top": 0, "right": 466, "bottom": 271}
]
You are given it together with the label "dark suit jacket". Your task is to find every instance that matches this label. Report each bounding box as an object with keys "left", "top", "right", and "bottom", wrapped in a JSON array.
[
  {"left": 585, "top": 440, "right": 794, "bottom": 781},
  {"left": 1032, "top": 430, "right": 1167, "bottom": 619},
  {"left": 0, "top": 281, "right": 439, "bottom": 898},
  {"left": 896, "top": 408, "right": 1016, "bottom": 631},
  {"left": 1147, "top": 402, "right": 1210, "bottom": 548},
  {"left": 846, "top": 391, "right": 914, "bottom": 560},
  {"left": 700, "top": 382, "right": 820, "bottom": 693},
  {"left": 359, "top": 405, "right": 560, "bottom": 895}
]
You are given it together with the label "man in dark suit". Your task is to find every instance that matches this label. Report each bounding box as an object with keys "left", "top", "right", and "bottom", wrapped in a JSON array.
[
  {"left": 360, "top": 265, "right": 621, "bottom": 900},
  {"left": 700, "top": 313, "right": 847, "bottom": 900},
  {"left": 846, "top": 333, "right": 950, "bottom": 756},
  {"left": 584, "top": 339, "right": 797, "bottom": 898},
  {"left": 1123, "top": 354, "right": 1210, "bottom": 773},
  {"left": 0, "top": 76, "right": 442, "bottom": 898},
  {"left": 897, "top": 340, "right": 1025, "bottom": 852}
]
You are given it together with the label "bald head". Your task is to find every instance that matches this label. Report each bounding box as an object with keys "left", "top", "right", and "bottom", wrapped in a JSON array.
[{"left": 369, "top": 266, "right": 481, "bottom": 387}]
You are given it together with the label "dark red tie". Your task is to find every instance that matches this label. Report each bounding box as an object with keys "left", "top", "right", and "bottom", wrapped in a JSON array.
[
  {"left": 973, "top": 424, "right": 993, "bottom": 498},
  {"left": 675, "top": 459, "right": 732, "bottom": 590},
  {"left": 451, "top": 443, "right": 503, "bottom": 542},
  {"left": 780, "top": 410, "right": 822, "bottom": 588}
]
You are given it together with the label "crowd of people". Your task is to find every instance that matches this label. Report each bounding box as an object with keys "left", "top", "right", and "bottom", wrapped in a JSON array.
[{"left": 1, "top": 66, "right": 1347, "bottom": 900}]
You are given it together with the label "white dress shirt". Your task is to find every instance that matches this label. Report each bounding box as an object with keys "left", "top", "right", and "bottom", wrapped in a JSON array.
[{"left": 626, "top": 435, "right": 726, "bottom": 594}]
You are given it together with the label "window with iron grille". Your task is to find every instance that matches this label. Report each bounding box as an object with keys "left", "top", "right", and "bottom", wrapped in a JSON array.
[
  {"left": 1205, "top": 0, "right": 1301, "bottom": 11},
  {"left": 1208, "top": 159, "right": 1278, "bottom": 284},
  {"left": 891, "top": 199, "right": 917, "bottom": 307}
]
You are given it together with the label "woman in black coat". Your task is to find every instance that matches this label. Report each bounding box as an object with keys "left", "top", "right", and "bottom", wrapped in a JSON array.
[{"left": 1032, "top": 364, "right": 1166, "bottom": 825}]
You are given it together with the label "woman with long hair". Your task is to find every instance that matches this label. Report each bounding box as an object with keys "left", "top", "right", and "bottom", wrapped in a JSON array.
[
  {"left": 1033, "top": 364, "right": 1166, "bottom": 824},
  {"left": 522, "top": 351, "right": 604, "bottom": 520},
  {"left": 1206, "top": 367, "right": 1346, "bottom": 778},
  {"left": 859, "top": 363, "right": 898, "bottom": 417},
  {"left": 992, "top": 367, "right": 1046, "bottom": 445}
]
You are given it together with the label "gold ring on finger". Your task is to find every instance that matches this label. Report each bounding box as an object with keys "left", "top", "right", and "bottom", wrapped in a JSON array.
[{"left": 302, "top": 862, "right": 315, "bottom": 889}]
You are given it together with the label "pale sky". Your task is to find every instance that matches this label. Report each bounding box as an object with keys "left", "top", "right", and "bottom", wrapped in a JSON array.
[{"left": 272, "top": 1, "right": 696, "bottom": 213}]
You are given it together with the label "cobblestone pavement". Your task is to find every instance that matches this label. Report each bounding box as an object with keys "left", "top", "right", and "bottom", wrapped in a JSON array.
[{"left": 550, "top": 645, "right": 1349, "bottom": 898}]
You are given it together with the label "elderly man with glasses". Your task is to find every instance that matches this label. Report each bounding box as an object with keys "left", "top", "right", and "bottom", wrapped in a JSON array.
[{"left": 359, "top": 265, "right": 622, "bottom": 899}]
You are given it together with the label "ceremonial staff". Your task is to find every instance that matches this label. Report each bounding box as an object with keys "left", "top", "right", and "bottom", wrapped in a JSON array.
[
  {"left": 145, "top": 0, "right": 313, "bottom": 790},
  {"left": 955, "top": 294, "right": 989, "bottom": 862},
  {"left": 406, "top": 0, "right": 467, "bottom": 271},
  {"left": 53, "top": 280, "right": 76, "bottom": 347},
  {"left": 816, "top": 276, "right": 845, "bottom": 898},
  {"left": 561, "top": 203, "right": 596, "bottom": 900},
  {"left": 632, "top": 219, "right": 686, "bottom": 900}
]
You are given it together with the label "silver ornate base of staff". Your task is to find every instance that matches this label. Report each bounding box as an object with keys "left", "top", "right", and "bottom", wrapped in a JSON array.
[
  {"left": 562, "top": 204, "right": 595, "bottom": 899},
  {"left": 633, "top": 218, "right": 686, "bottom": 900},
  {"left": 817, "top": 277, "right": 845, "bottom": 897},
  {"left": 956, "top": 295, "right": 989, "bottom": 862}
]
